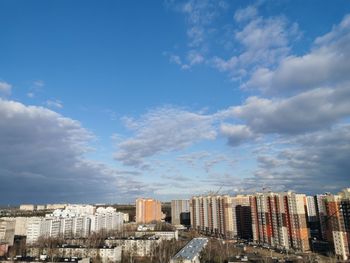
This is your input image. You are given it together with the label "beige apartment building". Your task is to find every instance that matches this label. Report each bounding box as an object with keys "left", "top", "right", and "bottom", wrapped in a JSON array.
[{"left": 190, "top": 195, "right": 234, "bottom": 238}]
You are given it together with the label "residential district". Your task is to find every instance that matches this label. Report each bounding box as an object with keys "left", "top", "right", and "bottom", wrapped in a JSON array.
[{"left": 0, "top": 188, "right": 349, "bottom": 263}]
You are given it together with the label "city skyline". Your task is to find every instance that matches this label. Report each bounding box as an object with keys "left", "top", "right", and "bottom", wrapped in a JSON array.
[{"left": 1, "top": 0, "right": 350, "bottom": 204}]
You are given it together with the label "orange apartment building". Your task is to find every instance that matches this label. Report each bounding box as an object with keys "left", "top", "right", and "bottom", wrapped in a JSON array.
[{"left": 136, "top": 198, "right": 163, "bottom": 223}]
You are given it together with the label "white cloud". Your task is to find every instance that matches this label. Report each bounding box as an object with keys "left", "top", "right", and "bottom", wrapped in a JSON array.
[
  {"left": 27, "top": 92, "right": 35, "bottom": 98},
  {"left": 220, "top": 123, "right": 256, "bottom": 146},
  {"left": 231, "top": 83, "right": 350, "bottom": 134},
  {"left": 0, "top": 81, "right": 12, "bottom": 96},
  {"left": 244, "top": 14, "right": 350, "bottom": 93},
  {"left": 187, "top": 50, "right": 205, "bottom": 65},
  {"left": 234, "top": 5, "right": 258, "bottom": 22},
  {"left": 34, "top": 80, "right": 45, "bottom": 87},
  {"left": 46, "top": 99, "right": 63, "bottom": 109},
  {"left": 213, "top": 15, "right": 298, "bottom": 80},
  {"left": 169, "top": 54, "right": 182, "bottom": 65},
  {"left": 0, "top": 99, "right": 149, "bottom": 203},
  {"left": 115, "top": 107, "right": 217, "bottom": 167}
]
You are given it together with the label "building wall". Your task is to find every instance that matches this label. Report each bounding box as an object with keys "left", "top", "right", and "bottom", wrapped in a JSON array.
[
  {"left": 190, "top": 195, "right": 233, "bottom": 238},
  {"left": 136, "top": 198, "right": 162, "bottom": 223},
  {"left": 250, "top": 192, "right": 310, "bottom": 252},
  {"left": 232, "top": 195, "right": 251, "bottom": 240},
  {"left": 26, "top": 217, "right": 43, "bottom": 244},
  {"left": 325, "top": 189, "right": 350, "bottom": 261},
  {"left": 0, "top": 220, "right": 15, "bottom": 246},
  {"left": 171, "top": 200, "right": 190, "bottom": 225}
]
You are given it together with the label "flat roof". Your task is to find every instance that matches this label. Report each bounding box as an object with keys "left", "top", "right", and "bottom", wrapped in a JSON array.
[{"left": 172, "top": 238, "right": 208, "bottom": 261}]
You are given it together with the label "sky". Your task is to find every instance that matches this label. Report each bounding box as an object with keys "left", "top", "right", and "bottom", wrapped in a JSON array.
[{"left": 1, "top": 0, "right": 350, "bottom": 204}]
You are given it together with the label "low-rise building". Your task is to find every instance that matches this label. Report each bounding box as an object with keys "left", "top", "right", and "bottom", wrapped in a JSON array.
[
  {"left": 170, "top": 238, "right": 208, "bottom": 263},
  {"left": 27, "top": 246, "right": 122, "bottom": 263},
  {"left": 135, "top": 230, "right": 178, "bottom": 240},
  {"left": 105, "top": 237, "right": 161, "bottom": 257},
  {"left": 19, "top": 204, "right": 35, "bottom": 211},
  {"left": 0, "top": 220, "right": 15, "bottom": 246}
]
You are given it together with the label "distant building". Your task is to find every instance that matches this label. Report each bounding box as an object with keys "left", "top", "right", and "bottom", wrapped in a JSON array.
[
  {"left": 123, "top": 213, "right": 129, "bottom": 223},
  {"left": 136, "top": 198, "right": 162, "bottom": 223},
  {"left": 0, "top": 220, "right": 15, "bottom": 246},
  {"left": 171, "top": 200, "right": 190, "bottom": 225},
  {"left": 19, "top": 204, "right": 35, "bottom": 211},
  {"left": 64, "top": 204, "right": 96, "bottom": 216},
  {"left": 46, "top": 204, "right": 67, "bottom": 210},
  {"left": 190, "top": 195, "right": 234, "bottom": 238},
  {"left": 36, "top": 205, "right": 46, "bottom": 210},
  {"left": 170, "top": 237, "right": 208, "bottom": 263}
]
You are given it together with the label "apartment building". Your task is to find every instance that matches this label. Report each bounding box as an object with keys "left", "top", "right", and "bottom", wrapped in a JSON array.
[
  {"left": 0, "top": 220, "right": 15, "bottom": 246},
  {"left": 190, "top": 195, "right": 234, "bottom": 238},
  {"left": 26, "top": 217, "right": 43, "bottom": 244},
  {"left": 232, "top": 195, "right": 252, "bottom": 240},
  {"left": 325, "top": 188, "right": 350, "bottom": 261},
  {"left": 250, "top": 192, "right": 310, "bottom": 252},
  {"left": 90, "top": 207, "right": 124, "bottom": 233},
  {"left": 136, "top": 198, "right": 163, "bottom": 223},
  {"left": 171, "top": 200, "right": 190, "bottom": 225}
]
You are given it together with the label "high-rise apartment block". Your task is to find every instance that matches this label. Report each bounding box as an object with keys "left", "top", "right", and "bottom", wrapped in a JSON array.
[
  {"left": 136, "top": 198, "right": 162, "bottom": 223},
  {"left": 306, "top": 196, "right": 318, "bottom": 222},
  {"left": 190, "top": 195, "right": 234, "bottom": 238},
  {"left": 90, "top": 207, "right": 124, "bottom": 233},
  {"left": 26, "top": 217, "right": 43, "bottom": 244},
  {"left": 25, "top": 205, "right": 123, "bottom": 244},
  {"left": 250, "top": 192, "right": 310, "bottom": 252},
  {"left": 232, "top": 195, "right": 253, "bottom": 240},
  {"left": 315, "top": 194, "right": 330, "bottom": 240},
  {"left": 325, "top": 188, "right": 350, "bottom": 260},
  {"left": 171, "top": 200, "right": 190, "bottom": 225}
]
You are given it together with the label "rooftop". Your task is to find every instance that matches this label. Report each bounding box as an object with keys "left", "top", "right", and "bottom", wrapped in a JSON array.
[{"left": 172, "top": 238, "right": 208, "bottom": 261}]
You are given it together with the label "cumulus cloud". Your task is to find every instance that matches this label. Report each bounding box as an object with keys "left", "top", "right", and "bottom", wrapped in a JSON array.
[
  {"left": 213, "top": 15, "right": 299, "bottom": 80},
  {"left": 249, "top": 125, "right": 350, "bottom": 193},
  {"left": 0, "top": 81, "right": 12, "bottom": 96},
  {"left": 220, "top": 123, "right": 256, "bottom": 146},
  {"left": 230, "top": 83, "right": 350, "bottom": 134},
  {"left": 115, "top": 107, "right": 217, "bottom": 167},
  {"left": 0, "top": 99, "right": 148, "bottom": 203},
  {"left": 244, "top": 14, "right": 350, "bottom": 93},
  {"left": 167, "top": 0, "right": 228, "bottom": 69}
]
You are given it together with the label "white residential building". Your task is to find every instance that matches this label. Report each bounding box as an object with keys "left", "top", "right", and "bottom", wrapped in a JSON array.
[
  {"left": 26, "top": 217, "right": 43, "bottom": 244},
  {"left": 90, "top": 207, "right": 124, "bottom": 233}
]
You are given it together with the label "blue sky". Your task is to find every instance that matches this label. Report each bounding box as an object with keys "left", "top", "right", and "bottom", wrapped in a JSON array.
[{"left": 1, "top": 0, "right": 350, "bottom": 204}]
